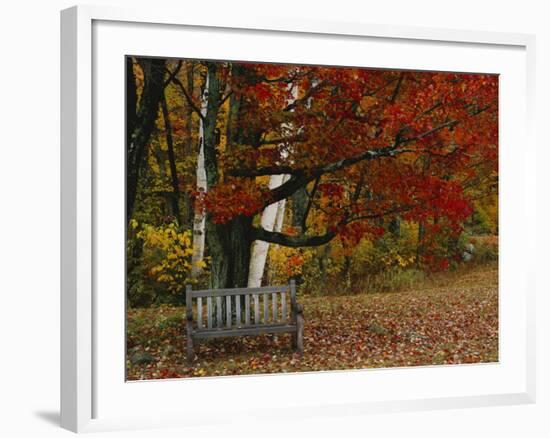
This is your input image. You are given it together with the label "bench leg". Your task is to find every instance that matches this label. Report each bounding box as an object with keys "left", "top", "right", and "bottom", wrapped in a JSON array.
[
  {"left": 291, "top": 317, "right": 298, "bottom": 350},
  {"left": 291, "top": 303, "right": 304, "bottom": 355},
  {"left": 186, "top": 286, "right": 195, "bottom": 364},
  {"left": 295, "top": 311, "right": 304, "bottom": 355},
  {"left": 186, "top": 337, "right": 194, "bottom": 364},
  {"left": 186, "top": 319, "right": 194, "bottom": 364}
]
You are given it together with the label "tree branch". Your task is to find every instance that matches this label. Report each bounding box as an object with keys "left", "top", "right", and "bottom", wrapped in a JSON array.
[
  {"left": 346, "top": 204, "right": 417, "bottom": 224},
  {"left": 252, "top": 226, "right": 336, "bottom": 247},
  {"left": 253, "top": 200, "right": 417, "bottom": 248},
  {"left": 163, "top": 61, "right": 183, "bottom": 88},
  {"left": 389, "top": 72, "right": 405, "bottom": 103},
  {"left": 301, "top": 176, "right": 320, "bottom": 232},
  {"left": 230, "top": 117, "right": 457, "bottom": 180},
  {"left": 169, "top": 75, "right": 205, "bottom": 121},
  {"left": 362, "top": 77, "right": 399, "bottom": 98},
  {"left": 220, "top": 90, "right": 233, "bottom": 106},
  {"left": 259, "top": 133, "right": 306, "bottom": 145},
  {"left": 401, "top": 119, "right": 459, "bottom": 143},
  {"left": 228, "top": 164, "right": 299, "bottom": 177},
  {"left": 283, "top": 80, "right": 328, "bottom": 112}
]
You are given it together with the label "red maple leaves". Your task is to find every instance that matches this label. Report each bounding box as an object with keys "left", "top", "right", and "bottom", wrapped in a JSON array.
[{"left": 200, "top": 62, "right": 497, "bottom": 268}]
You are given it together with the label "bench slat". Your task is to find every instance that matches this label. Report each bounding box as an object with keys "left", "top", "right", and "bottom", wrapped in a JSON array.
[
  {"left": 281, "top": 292, "right": 286, "bottom": 322},
  {"left": 186, "top": 281, "right": 302, "bottom": 360},
  {"left": 187, "top": 281, "right": 295, "bottom": 329},
  {"left": 194, "top": 324, "right": 297, "bottom": 339},
  {"left": 254, "top": 294, "right": 259, "bottom": 324},
  {"left": 263, "top": 293, "right": 268, "bottom": 323},
  {"left": 207, "top": 297, "right": 212, "bottom": 329},
  {"left": 226, "top": 295, "right": 231, "bottom": 328},
  {"left": 290, "top": 280, "right": 296, "bottom": 324},
  {"left": 216, "top": 296, "right": 222, "bottom": 328},
  {"left": 192, "top": 285, "right": 290, "bottom": 298},
  {"left": 235, "top": 295, "right": 241, "bottom": 326},
  {"left": 245, "top": 295, "right": 250, "bottom": 325},
  {"left": 197, "top": 297, "right": 202, "bottom": 329},
  {"left": 272, "top": 293, "right": 277, "bottom": 323}
]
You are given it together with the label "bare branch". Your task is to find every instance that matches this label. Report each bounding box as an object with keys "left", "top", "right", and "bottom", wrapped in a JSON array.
[
  {"left": 402, "top": 120, "right": 459, "bottom": 143},
  {"left": 301, "top": 176, "right": 321, "bottom": 232},
  {"left": 252, "top": 201, "right": 418, "bottom": 248},
  {"left": 389, "top": 73, "right": 405, "bottom": 103},
  {"left": 220, "top": 90, "right": 233, "bottom": 106},
  {"left": 168, "top": 75, "right": 205, "bottom": 121},
  {"left": 252, "top": 226, "right": 336, "bottom": 247},
  {"left": 163, "top": 61, "right": 183, "bottom": 88}
]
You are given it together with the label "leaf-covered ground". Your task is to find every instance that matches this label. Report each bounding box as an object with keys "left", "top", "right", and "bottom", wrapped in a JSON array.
[{"left": 126, "top": 263, "right": 498, "bottom": 380}]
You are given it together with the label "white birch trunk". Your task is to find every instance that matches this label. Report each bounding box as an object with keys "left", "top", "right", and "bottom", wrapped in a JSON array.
[
  {"left": 191, "top": 73, "right": 209, "bottom": 278},
  {"left": 274, "top": 174, "right": 290, "bottom": 232},
  {"left": 247, "top": 83, "right": 298, "bottom": 287},
  {"left": 247, "top": 174, "right": 286, "bottom": 287}
]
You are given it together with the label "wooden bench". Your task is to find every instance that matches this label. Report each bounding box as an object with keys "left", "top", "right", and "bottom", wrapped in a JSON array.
[{"left": 185, "top": 280, "right": 304, "bottom": 363}]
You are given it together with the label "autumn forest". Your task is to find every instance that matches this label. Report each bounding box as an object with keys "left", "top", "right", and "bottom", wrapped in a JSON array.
[{"left": 126, "top": 57, "right": 498, "bottom": 379}]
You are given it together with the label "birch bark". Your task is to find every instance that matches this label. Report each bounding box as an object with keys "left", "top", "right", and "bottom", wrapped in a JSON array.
[
  {"left": 247, "top": 84, "right": 298, "bottom": 287},
  {"left": 191, "top": 73, "right": 209, "bottom": 278},
  {"left": 247, "top": 174, "right": 286, "bottom": 287}
]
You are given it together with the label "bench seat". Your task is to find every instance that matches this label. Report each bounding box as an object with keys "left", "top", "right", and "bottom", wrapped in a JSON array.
[
  {"left": 186, "top": 280, "right": 304, "bottom": 362},
  {"left": 194, "top": 323, "right": 297, "bottom": 339}
]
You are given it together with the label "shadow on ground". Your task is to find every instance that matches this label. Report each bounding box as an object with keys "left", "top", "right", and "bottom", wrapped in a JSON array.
[{"left": 34, "top": 410, "right": 60, "bottom": 427}]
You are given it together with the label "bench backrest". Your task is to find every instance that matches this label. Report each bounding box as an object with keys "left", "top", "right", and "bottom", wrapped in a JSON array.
[{"left": 186, "top": 280, "right": 296, "bottom": 330}]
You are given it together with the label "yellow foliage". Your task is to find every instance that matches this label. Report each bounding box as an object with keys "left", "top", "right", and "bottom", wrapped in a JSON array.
[
  {"left": 267, "top": 245, "right": 313, "bottom": 283},
  {"left": 474, "top": 194, "right": 498, "bottom": 234},
  {"left": 136, "top": 222, "right": 200, "bottom": 294}
]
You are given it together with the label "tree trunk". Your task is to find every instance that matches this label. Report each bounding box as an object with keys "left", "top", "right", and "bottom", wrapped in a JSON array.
[
  {"left": 127, "top": 58, "right": 165, "bottom": 223},
  {"left": 416, "top": 220, "right": 425, "bottom": 266},
  {"left": 160, "top": 92, "right": 181, "bottom": 224},
  {"left": 199, "top": 62, "right": 229, "bottom": 288},
  {"left": 247, "top": 84, "right": 297, "bottom": 287},
  {"left": 291, "top": 186, "right": 308, "bottom": 231},
  {"left": 190, "top": 72, "right": 209, "bottom": 278},
  {"left": 205, "top": 66, "right": 253, "bottom": 290},
  {"left": 343, "top": 255, "right": 352, "bottom": 289},
  {"left": 247, "top": 174, "right": 287, "bottom": 287},
  {"left": 203, "top": 62, "right": 222, "bottom": 187},
  {"left": 202, "top": 62, "right": 263, "bottom": 290},
  {"left": 185, "top": 62, "right": 195, "bottom": 155},
  {"left": 182, "top": 61, "right": 195, "bottom": 227},
  {"left": 274, "top": 175, "right": 290, "bottom": 232},
  {"left": 126, "top": 57, "right": 137, "bottom": 152},
  {"left": 416, "top": 154, "right": 432, "bottom": 266},
  {"left": 207, "top": 215, "right": 254, "bottom": 289},
  {"left": 389, "top": 217, "right": 401, "bottom": 238}
]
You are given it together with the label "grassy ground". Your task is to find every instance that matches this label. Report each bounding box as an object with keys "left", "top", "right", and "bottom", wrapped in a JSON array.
[{"left": 126, "top": 262, "right": 498, "bottom": 380}]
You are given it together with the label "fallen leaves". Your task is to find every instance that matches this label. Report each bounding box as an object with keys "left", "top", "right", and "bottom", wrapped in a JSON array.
[{"left": 126, "top": 263, "right": 498, "bottom": 380}]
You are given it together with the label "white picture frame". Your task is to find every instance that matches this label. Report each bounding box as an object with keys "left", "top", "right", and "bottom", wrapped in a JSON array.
[{"left": 60, "top": 4, "right": 536, "bottom": 433}]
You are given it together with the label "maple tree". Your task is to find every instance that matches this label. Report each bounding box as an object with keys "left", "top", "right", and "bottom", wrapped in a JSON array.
[
  {"left": 125, "top": 58, "right": 499, "bottom": 377},
  {"left": 127, "top": 57, "right": 498, "bottom": 292}
]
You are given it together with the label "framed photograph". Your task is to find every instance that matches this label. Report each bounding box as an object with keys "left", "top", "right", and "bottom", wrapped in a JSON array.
[{"left": 61, "top": 5, "right": 536, "bottom": 433}]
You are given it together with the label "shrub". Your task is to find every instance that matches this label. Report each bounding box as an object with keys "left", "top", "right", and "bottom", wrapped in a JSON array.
[
  {"left": 362, "top": 267, "right": 427, "bottom": 294},
  {"left": 265, "top": 220, "right": 426, "bottom": 295},
  {"left": 127, "top": 219, "right": 209, "bottom": 307},
  {"left": 469, "top": 235, "right": 499, "bottom": 263}
]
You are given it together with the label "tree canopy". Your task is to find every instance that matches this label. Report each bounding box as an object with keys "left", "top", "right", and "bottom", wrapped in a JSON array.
[{"left": 127, "top": 58, "right": 498, "bottom": 297}]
